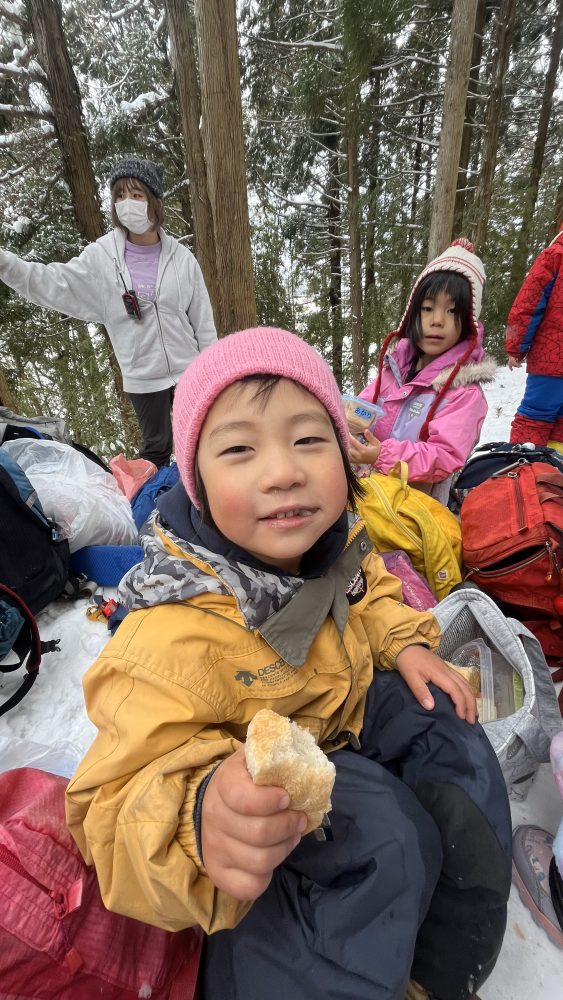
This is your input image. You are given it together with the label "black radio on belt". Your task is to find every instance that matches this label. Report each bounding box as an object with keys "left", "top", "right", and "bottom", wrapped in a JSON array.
[
  {"left": 119, "top": 274, "right": 142, "bottom": 321},
  {"left": 122, "top": 289, "right": 142, "bottom": 320}
]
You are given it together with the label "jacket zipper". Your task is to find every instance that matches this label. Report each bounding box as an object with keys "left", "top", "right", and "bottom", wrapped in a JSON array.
[
  {"left": 368, "top": 480, "right": 422, "bottom": 552},
  {"left": 506, "top": 470, "right": 527, "bottom": 533},
  {"left": 114, "top": 240, "right": 174, "bottom": 378},
  {"left": 0, "top": 842, "right": 82, "bottom": 919},
  {"left": 153, "top": 302, "right": 172, "bottom": 376},
  {"left": 467, "top": 542, "right": 553, "bottom": 581},
  {"left": 152, "top": 242, "right": 174, "bottom": 377}
]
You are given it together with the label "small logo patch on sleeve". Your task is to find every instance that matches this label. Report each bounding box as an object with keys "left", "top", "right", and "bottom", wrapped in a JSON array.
[
  {"left": 234, "top": 670, "right": 258, "bottom": 687},
  {"left": 346, "top": 568, "right": 367, "bottom": 605}
]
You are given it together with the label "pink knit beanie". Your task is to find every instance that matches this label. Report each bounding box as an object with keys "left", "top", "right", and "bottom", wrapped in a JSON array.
[{"left": 173, "top": 327, "right": 348, "bottom": 506}]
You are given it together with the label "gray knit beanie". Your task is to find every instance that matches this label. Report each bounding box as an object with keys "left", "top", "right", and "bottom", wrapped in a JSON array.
[{"left": 109, "top": 157, "right": 164, "bottom": 199}]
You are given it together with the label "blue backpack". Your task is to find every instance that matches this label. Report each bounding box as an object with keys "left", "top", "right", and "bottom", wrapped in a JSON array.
[
  {"left": 131, "top": 462, "right": 179, "bottom": 529},
  {"left": 0, "top": 449, "right": 70, "bottom": 614},
  {"left": 0, "top": 582, "right": 61, "bottom": 717},
  {"left": 0, "top": 449, "right": 70, "bottom": 715}
]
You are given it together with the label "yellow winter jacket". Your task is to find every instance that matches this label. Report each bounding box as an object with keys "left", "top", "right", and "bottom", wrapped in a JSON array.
[{"left": 66, "top": 513, "right": 440, "bottom": 934}]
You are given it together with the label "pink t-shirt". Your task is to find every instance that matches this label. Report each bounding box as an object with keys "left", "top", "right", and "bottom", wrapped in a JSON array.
[{"left": 125, "top": 240, "right": 161, "bottom": 302}]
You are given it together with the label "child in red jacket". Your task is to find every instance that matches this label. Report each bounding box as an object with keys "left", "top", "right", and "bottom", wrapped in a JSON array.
[{"left": 506, "top": 223, "right": 563, "bottom": 446}]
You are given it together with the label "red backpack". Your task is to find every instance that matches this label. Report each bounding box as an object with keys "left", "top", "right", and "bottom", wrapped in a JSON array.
[
  {"left": 0, "top": 768, "right": 202, "bottom": 999},
  {"left": 461, "top": 461, "right": 563, "bottom": 669}
]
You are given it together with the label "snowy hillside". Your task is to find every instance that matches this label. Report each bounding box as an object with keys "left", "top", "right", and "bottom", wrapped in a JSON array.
[{"left": 1, "top": 363, "right": 562, "bottom": 998}]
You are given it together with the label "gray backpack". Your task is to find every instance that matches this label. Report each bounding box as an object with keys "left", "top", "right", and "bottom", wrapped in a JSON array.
[
  {"left": 0, "top": 407, "right": 71, "bottom": 445},
  {"left": 434, "top": 586, "right": 562, "bottom": 797}
]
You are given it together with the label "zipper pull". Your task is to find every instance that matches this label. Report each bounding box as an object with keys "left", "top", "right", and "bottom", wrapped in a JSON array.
[
  {"left": 50, "top": 877, "right": 83, "bottom": 919},
  {"left": 545, "top": 540, "right": 555, "bottom": 582}
]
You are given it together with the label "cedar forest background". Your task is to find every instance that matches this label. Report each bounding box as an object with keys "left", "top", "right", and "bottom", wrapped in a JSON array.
[{"left": 0, "top": 0, "right": 561, "bottom": 458}]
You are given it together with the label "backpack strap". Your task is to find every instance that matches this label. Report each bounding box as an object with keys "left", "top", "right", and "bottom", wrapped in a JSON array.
[
  {"left": 0, "top": 583, "right": 47, "bottom": 717},
  {"left": 61, "top": 569, "right": 97, "bottom": 601}
]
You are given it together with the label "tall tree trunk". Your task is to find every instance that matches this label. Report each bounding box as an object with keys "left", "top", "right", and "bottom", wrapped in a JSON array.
[
  {"left": 25, "top": 0, "right": 102, "bottom": 244},
  {"left": 327, "top": 148, "right": 343, "bottom": 389},
  {"left": 549, "top": 177, "right": 563, "bottom": 241},
  {"left": 194, "top": 0, "right": 256, "bottom": 334},
  {"left": 508, "top": 4, "right": 563, "bottom": 297},
  {"left": 453, "top": 0, "right": 486, "bottom": 233},
  {"left": 400, "top": 94, "right": 426, "bottom": 310},
  {"left": 25, "top": 0, "right": 136, "bottom": 436},
  {"left": 0, "top": 366, "right": 17, "bottom": 409},
  {"left": 472, "top": 0, "right": 517, "bottom": 253},
  {"left": 427, "top": 0, "right": 479, "bottom": 261},
  {"left": 164, "top": 0, "right": 222, "bottom": 327},
  {"left": 347, "top": 121, "right": 364, "bottom": 393},
  {"left": 364, "top": 72, "right": 382, "bottom": 301}
]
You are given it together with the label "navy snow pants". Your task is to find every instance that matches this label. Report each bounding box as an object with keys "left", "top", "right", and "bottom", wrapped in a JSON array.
[{"left": 201, "top": 672, "right": 512, "bottom": 1000}]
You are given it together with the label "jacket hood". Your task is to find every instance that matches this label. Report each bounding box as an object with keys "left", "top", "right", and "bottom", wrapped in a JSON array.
[
  {"left": 396, "top": 238, "right": 486, "bottom": 343},
  {"left": 97, "top": 226, "right": 174, "bottom": 272},
  {"left": 387, "top": 328, "right": 496, "bottom": 390},
  {"left": 118, "top": 510, "right": 306, "bottom": 631},
  {"left": 157, "top": 480, "right": 349, "bottom": 579},
  {"left": 118, "top": 483, "right": 366, "bottom": 666}
]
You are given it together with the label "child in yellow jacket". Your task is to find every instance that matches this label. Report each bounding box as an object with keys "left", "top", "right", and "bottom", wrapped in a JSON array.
[{"left": 66, "top": 328, "right": 511, "bottom": 1000}]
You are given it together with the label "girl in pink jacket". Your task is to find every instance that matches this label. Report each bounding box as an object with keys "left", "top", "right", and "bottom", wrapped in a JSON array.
[{"left": 349, "top": 239, "right": 497, "bottom": 504}]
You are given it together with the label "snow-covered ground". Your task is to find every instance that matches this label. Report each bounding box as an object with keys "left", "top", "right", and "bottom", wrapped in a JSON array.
[{"left": 1, "top": 363, "right": 562, "bottom": 996}]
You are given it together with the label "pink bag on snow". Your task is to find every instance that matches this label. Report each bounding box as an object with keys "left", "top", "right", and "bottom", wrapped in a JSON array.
[
  {"left": 109, "top": 453, "right": 157, "bottom": 501},
  {"left": 0, "top": 768, "right": 202, "bottom": 999},
  {"left": 380, "top": 550, "right": 438, "bottom": 612}
]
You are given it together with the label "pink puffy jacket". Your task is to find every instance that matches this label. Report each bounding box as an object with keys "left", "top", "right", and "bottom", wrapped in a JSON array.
[{"left": 359, "top": 330, "right": 496, "bottom": 488}]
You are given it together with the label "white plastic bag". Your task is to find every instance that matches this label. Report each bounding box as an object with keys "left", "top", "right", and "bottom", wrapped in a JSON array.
[
  {"left": 3, "top": 439, "right": 138, "bottom": 552},
  {"left": 0, "top": 735, "right": 83, "bottom": 778}
]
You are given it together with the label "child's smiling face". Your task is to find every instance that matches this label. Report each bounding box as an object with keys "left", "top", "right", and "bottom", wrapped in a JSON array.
[{"left": 196, "top": 378, "right": 349, "bottom": 574}]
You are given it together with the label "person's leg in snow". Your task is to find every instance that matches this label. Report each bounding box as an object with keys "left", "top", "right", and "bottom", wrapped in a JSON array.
[
  {"left": 509, "top": 373, "right": 563, "bottom": 445},
  {"left": 360, "top": 670, "right": 512, "bottom": 1000},
  {"left": 201, "top": 750, "right": 442, "bottom": 1000},
  {"left": 547, "top": 413, "right": 563, "bottom": 453},
  {"left": 127, "top": 387, "right": 174, "bottom": 467}
]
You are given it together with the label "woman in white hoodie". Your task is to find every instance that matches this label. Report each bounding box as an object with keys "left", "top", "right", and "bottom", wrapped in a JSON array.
[{"left": 0, "top": 156, "right": 217, "bottom": 466}]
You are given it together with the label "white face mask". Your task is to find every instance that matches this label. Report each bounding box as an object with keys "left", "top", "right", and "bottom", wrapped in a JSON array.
[{"left": 115, "top": 198, "right": 153, "bottom": 234}]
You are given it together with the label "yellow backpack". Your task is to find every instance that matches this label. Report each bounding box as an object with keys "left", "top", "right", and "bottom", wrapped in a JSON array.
[{"left": 357, "top": 462, "right": 463, "bottom": 601}]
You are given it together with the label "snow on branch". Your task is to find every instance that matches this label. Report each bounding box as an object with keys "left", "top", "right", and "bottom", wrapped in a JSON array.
[
  {"left": 0, "top": 103, "right": 53, "bottom": 120},
  {"left": 370, "top": 54, "right": 441, "bottom": 73},
  {"left": 0, "top": 123, "right": 55, "bottom": 147},
  {"left": 109, "top": 1, "right": 143, "bottom": 20},
  {"left": 0, "top": 2, "right": 28, "bottom": 30},
  {"left": 0, "top": 59, "right": 46, "bottom": 84},
  {"left": 119, "top": 89, "right": 169, "bottom": 115},
  {"left": 256, "top": 34, "right": 343, "bottom": 53},
  {"left": 0, "top": 159, "right": 27, "bottom": 181}
]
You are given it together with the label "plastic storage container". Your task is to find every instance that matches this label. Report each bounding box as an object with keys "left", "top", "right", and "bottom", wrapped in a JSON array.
[
  {"left": 450, "top": 638, "right": 524, "bottom": 723},
  {"left": 342, "top": 395, "right": 384, "bottom": 439}
]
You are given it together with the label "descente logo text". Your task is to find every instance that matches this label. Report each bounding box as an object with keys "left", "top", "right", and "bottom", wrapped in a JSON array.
[{"left": 235, "top": 657, "right": 294, "bottom": 687}]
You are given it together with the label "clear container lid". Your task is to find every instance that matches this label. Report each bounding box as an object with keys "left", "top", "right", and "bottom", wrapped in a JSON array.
[
  {"left": 342, "top": 395, "right": 384, "bottom": 433},
  {"left": 450, "top": 638, "right": 524, "bottom": 723}
]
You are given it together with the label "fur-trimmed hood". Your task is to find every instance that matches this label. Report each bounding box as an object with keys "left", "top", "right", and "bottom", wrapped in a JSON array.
[
  {"left": 386, "top": 334, "right": 497, "bottom": 391},
  {"left": 431, "top": 353, "right": 497, "bottom": 390}
]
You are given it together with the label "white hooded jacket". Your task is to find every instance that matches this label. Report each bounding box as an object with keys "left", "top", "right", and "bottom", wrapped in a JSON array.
[{"left": 0, "top": 227, "right": 216, "bottom": 393}]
